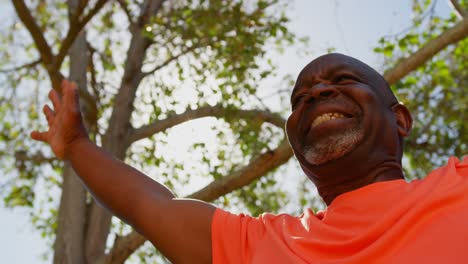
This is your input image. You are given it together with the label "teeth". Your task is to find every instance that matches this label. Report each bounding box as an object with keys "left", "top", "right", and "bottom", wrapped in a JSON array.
[{"left": 311, "top": 112, "right": 346, "bottom": 128}]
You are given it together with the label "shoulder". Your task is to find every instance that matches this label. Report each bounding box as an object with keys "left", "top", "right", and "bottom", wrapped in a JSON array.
[
  {"left": 413, "top": 156, "right": 468, "bottom": 195},
  {"left": 212, "top": 207, "right": 319, "bottom": 236},
  {"left": 213, "top": 208, "right": 303, "bottom": 226},
  {"left": 422, "top": 156, "right": 468, "bottom": 180}
]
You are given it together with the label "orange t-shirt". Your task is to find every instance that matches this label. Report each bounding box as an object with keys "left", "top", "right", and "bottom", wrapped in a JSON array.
[{"left": 211, "top": 157, "right": 468, "bottom": 264}]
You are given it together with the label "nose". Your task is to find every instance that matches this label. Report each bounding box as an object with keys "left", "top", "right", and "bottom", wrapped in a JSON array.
[{"left": 305, "top": 83, "right": 339, "bottom": 104}]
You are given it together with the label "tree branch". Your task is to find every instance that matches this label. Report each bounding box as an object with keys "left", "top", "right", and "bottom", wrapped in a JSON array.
[
  {"left": 116, "top": 0, "right": 135, "bottom": 25},
  {"left": 11, "top": 1, "right": 66, "bottom": 89},
  {"left": 142, "top": 45, "right": 198, "bottom": 77},
  {"left": 14, "top": 151, "right": 57, "bottom": 165},
  {"left": 104, "top": 139, "right": 293, "bottom": 263},
  {"left": 68, "top": 0, "right": 89, "bottom": 24},
  {"left": 102, "top": 232, "right": 147, "bottom": 264},
  {"left": 0, "top": 59, "right": 41, "bottom": 73},
  {"left": 12, "top": 1, "right": 54, "bottom": 66},
  {"left": 87, "top": 42, "right": 100, "bottom": 103},
  {"left": 384, "top": 18, "right": 468, "bottom": 85},
  {"left": 128, "top": 105, "right": 286, "bottom": 143},
  {"left": 54, "top": 0, "right": 108, "bottom": 68},
  {"left": 187, "top": 139, "right": 293, "bottom": 200},
  {"left": 449, "top": 0, "right": 467, "bottom": 18},
  {"left": 105, "top": 0, "right": 168, "bottom": 149}
]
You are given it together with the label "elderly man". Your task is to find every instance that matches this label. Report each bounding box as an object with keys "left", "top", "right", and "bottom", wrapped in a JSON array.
[{"left": 31, "top": 53, "right": 468, "bottom": 263}]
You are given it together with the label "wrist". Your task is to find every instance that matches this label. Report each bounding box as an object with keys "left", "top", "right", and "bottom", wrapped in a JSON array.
[{"left": 65, "top": 136, "right": 92, "bottom": 161}]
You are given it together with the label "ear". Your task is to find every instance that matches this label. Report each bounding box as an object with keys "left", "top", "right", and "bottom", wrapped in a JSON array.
[{"left": 391, "top": 103, "right": 412, "bottom": 137}]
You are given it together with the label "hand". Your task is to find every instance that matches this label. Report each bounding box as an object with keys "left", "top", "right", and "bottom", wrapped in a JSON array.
[{"left": 31, "top": 79, "right": 89, "bottom": 160}]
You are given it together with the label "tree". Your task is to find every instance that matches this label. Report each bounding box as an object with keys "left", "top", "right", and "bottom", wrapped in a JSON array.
[
  {"left": 0, "top": 0, "right": 466, "bottom": 263},
  {"left": 376, "top": 0, "right": 468, "bottom": 178}
]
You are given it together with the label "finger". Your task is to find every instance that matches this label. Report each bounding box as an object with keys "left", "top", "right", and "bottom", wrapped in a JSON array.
[
  {"left": 30, "top": 131, "right": 48, "bottom": 142},
  {"left": 60, "top": 79, "right": 67, "bottom": 95},
  {"left": 63, "top": 80, "right": 80, "bottom": 112},
  {"left": 48, "top": 89, "right": 61, "bottom": 112},
  {"left": 43, "top": 104, "right": 55, "bottom": 125}
]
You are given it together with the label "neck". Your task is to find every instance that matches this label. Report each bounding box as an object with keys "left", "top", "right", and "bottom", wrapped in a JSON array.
[{"left": 317, "top": 161, "right": 405, "bottom": 205}]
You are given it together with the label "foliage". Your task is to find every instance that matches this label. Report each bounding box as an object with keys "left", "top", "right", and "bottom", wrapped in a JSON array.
[
  {"left": 374, "top": 0, "right": 467, "bottom": 178},
  {"left": 0, "top": 0, "right": 466, "bottom": 262},
  {"left": 0, "top": 0, "right": 297, "bottom": 262}
]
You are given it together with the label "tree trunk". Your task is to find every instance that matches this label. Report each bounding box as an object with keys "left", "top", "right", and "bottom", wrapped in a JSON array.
[
  {"left": 83, "top": 2, "right": 166, "bottom": 262},
  {"left": 53, "top": 163, "right": 87, "bottom": 264},
  {"left": 53, "top": 1, "right": 90, "bottom": 263}
]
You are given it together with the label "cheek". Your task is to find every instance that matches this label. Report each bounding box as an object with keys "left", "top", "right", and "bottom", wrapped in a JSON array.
[
  {"left": 285, "top": 112, "right": 299, "bottom": 142},
  {"left": 382, "top": 111, "right": 400, "bottom": 140},
  {"left": 339, "top": 84, "right": 378, "bottom": 106},
  {"left": 368, "top": 109, "right": 400, "bottom": 151},
  {"left": 285, "top": 115, "right": 294, "bottom": 137}
]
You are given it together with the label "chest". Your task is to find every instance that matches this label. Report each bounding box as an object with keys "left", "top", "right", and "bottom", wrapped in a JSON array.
[{"left": 250, "top": 202, "right": 468, "bottom": 264}]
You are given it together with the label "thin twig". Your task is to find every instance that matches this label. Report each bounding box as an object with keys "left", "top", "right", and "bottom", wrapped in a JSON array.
[
  {"left": 12, "top": 0, "right": 54, "bottom": 65},
  {"left": 0, "top": 59, "right": 41, "bottom": 73},
  {"left": 380, "top": 0, "right": 438, "bottom": 39},
  {"left": 142, "top": 45, "right": 198, "bottom": 77},
  {"left": 54, "top": 0, "right": 108, "bottom": 68}
]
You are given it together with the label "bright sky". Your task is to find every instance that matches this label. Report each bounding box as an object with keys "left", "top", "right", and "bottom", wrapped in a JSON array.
[{"left": 0, "top": 0, "right": 453, "bottom": 263}]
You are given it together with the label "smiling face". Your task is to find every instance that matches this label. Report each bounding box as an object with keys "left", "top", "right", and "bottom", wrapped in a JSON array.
[
  {"left": 286, "top": 53, "right": 405, "bottom": 179},
  {"left": 292, "top": 85, "right": 365, "bottom": 165}
]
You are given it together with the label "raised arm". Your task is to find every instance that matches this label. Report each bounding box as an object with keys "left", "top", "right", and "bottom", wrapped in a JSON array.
[{"left": 31, "top": 80, "right": 216, "bottom": 264}]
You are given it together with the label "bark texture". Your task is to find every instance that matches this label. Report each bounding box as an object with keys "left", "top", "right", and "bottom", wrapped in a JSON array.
[{"left": 53, "top": 163, "right": 87, "bottom": 264}]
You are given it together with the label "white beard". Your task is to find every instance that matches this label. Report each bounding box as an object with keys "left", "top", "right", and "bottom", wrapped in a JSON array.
[{"left": 303, "top": 126, "right": 363, "bottom": 165}]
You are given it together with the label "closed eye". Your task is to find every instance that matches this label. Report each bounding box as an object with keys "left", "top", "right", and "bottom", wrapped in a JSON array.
[
  {"left": 291, "top": 94, "right": 306, "bottom": 109},
  {"left": 334, "top": 74, "right": 360, "bottom": 84}
]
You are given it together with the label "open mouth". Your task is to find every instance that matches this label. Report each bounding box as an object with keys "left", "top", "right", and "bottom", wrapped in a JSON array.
[{"left": 311, "top": 112, "right": 352, "bottom": 128}]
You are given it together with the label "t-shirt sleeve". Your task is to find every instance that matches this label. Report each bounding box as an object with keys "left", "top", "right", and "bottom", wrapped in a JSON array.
[{"left": 211, "top": 208, "right": 266, "bottom": 264}]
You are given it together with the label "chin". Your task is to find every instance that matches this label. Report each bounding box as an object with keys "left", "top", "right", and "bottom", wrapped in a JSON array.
[{"left": 302, "top": 127, "right": 364, "bottom": 166}]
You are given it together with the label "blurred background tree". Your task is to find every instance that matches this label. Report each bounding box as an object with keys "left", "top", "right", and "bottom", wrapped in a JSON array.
[
  {"left": 376, "top": 0, "right": 467, "bottom": 179},
  {"left": 0, "top": 0, "right": 466, "bottom": 263}
]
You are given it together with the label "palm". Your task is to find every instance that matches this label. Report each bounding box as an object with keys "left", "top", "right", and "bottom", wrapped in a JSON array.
[
  {"left": 47, "top": 111, "right": 68, "bottom": 158},
  {"left": 31, "top": 80, "right": 88, "bottom": 160}
]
